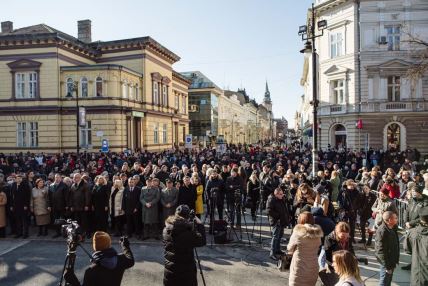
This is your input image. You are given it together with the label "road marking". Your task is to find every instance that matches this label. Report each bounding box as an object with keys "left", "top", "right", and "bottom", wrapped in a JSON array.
[{"left": 0, "top": 241, "right": 30, "bottom": 257}]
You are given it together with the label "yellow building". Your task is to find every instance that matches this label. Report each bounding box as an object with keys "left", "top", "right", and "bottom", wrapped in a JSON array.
[{"left": 0, "top": 20, "right": 190, "bottom": 153}]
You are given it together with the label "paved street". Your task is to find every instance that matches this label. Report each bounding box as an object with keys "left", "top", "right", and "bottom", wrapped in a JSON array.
[{"left": 0, "top": 212, "right": 411, "bottom": 286}]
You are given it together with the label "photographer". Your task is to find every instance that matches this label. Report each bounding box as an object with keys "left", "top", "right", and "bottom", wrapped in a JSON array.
[
  {"left": 163, "top": 205, "right": 206, "bottom": 286},
  {"left": 64, "top": 231, "right": 135, "bottom": 286}
]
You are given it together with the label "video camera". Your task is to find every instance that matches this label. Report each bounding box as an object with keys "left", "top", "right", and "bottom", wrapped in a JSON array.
[{"left": 54, "top": 219, "right": 84, "bottom": 244}]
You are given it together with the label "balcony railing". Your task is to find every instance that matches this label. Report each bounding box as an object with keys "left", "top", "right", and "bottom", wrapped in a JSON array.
[{"left": 319, "top": 101, "right": 427, "bottom": 115}]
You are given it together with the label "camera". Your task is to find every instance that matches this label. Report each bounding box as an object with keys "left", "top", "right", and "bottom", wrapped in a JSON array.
[
  {"left": 189, "top": 209, "right": 196, "bottom": 221},
  {"left": 55, "top": 219, "right": 84, "bottom": 244}
]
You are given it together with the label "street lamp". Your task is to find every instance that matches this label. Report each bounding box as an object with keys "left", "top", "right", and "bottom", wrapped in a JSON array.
[
  {"left": 299, "top": 2, "right": 327, "bottom": 176},
  {"left": 65, "top": 81, "right": 80, "bottom": 155}
]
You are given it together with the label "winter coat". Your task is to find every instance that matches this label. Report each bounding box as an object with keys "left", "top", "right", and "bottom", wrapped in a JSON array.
[
  {"left": 311, "top": 207, "right": 335, "bottom": 243},
  {"left": 372, "top": 198, "right": 398, "bottom": 227},
  {"left": 404, "top": 224, "right": 428, "bottom": 286},
  {"left": 10, "top": 182, "right": 31, "bottom": 214},
  {"left": 380, "top": 183, "right": 400, "bottom": 200},
  {"left": 177, "top": 184, "right": 196, "bottom": 211},
  {"left": 109, "top": 187, "right": 125, "bottom": 217},
  {"left": 324, "top": 231, "right": 355, "bottom": 265},
  {"left": 329, "top": 177, "right": 341, "bottom": 202},
  {"left": 92, "top": 184, "right": 109, "bottom": 213},
  {"left": 0, "top": 191, "right": 7, "bottom": 228},
  {"left": 48, "top": 181, "right": 69, "bottom": 212},
  {"left": 31, "top": 187, "right": 50, "bottom": 216},
  {"left": 195, "top": 184, "right": 204, "bottom": 215},
  {"left": 122, "top": 186, "right": 141, "bottom": 215},
  {"left": 247, "top": 179, "right": 260, "bottom": 202},
  {"left": 160, "top": 187, "right": 178, "bottom": 221},
  {"left": 69, "top": 180, "right": 91, "bottom": 211},
  {"left": 356, "top": 191, "right": 377, "bottom": 219},
  {"left": 404, "top": 197, "right": 428, "bottom": 228},
  {"left": 163, "top": 217, "right": 206, "bottom": 286},
  {"left": 140, "top": 187, "right": 160, "bottom": 224},
  {"left": 66, "top": 246, "right": 135, "bottom": 286},
  {"left": 205, "top": 177, "right": 225, "bottom": 204},
  {"left": 338, "top": 188, "right": 360, "bottom": 215},
  {"left": 375, "top": 221, "right": 400, "bottom": 269},
  {"left": 266, "top": 194, "right": 289, "bottom": 227},
  {"left": 287, "top": 223, "right": 323, "bottom": 286}
]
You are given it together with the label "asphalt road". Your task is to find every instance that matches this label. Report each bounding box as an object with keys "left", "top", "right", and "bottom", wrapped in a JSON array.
[{"left": 0, "top": 212, "right": 411, "bottom": 286}]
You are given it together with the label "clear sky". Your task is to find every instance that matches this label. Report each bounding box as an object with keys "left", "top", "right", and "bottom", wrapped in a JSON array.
[{"left": 1, "top": 0, "right": 313, "bottom": 127}]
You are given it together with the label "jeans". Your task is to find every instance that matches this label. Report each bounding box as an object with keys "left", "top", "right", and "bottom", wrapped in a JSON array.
[
  {"left": 270, "top": 223, "right": 284, "bottom": 255},
  {"left": 379, "top": 265, "right": 394, "bottom": 286}
]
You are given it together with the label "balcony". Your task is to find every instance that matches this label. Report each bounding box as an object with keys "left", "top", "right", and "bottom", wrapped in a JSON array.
[
  {"left": 319, "top": 101, "right": 427, "bottom": 115},
  {"left": 319, "top": 104, "right": 347, "bottom": 116}
]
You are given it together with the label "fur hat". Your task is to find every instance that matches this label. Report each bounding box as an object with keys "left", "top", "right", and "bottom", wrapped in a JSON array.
[
  {"left": 92, "top": 231, "right": 111, "bottom": 251},
  {"left": 175, "top": 204, "right": 190, "bottom": 219}
]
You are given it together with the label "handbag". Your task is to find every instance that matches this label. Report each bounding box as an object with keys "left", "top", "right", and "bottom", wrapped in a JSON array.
[{"left": 277, "top": 253, "right": 292, "bottom": 272}]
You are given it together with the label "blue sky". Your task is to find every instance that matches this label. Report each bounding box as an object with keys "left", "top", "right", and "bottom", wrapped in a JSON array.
[{"left": 1, "top": 0, "right": 312, "bottom": 127}]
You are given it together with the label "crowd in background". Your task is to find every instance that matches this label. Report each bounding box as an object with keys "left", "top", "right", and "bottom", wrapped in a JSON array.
[{"left": 0, "top": 142, "right": 427, "bottom": 285}]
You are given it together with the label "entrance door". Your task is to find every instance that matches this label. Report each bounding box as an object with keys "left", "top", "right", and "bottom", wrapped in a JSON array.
[
  {"left": 387, "top": 123, "right": 400, "bottom": 151},
  {"left": 332, "top": 124, "right": 347, "bottom": 150}
]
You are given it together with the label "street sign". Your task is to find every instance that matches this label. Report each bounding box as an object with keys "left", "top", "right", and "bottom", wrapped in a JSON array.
[
  {"left": 101, "top": 138, "right": 109, "bottom": 153},
  {"left": 185, "top": 134, "right": 192, "bottom": 149},
  {"left": 217, "top": 143, "right": 226, "bottom": 155},
  {"left": 96, "top": 131, "right": 104, "bottom": 137},
  {"left": 79, "top": 107, "right": 86, "bottom": 127}
]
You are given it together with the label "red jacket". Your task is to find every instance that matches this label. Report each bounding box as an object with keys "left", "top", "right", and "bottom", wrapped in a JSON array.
[{"left": 381, "top": 183, "right": 400, "bottom": 199}]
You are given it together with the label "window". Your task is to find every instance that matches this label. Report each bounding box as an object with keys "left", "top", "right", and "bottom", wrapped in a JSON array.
[
  {"left": 332, "top": 80, "right": 345, "bottom": 104},
  {"left": 154, "top": 124, "right": 159, "bottom": 144},
  {"left": 153, "top": 82, "right": 159, "bottom": 105},
  {"left": 129, "top": 84, "right": 134, "bottom": 100},
  {"left": 330, "top": 32, "right": 343, "bottom": 58},
  {"left": 386, "top": 26, "right": 400, "bottom": 51},
  {"left": 80, "top": 77, "right": 88, "bottom": 97},
  {"left": 175, "top": 94, "right": 179, "bottom": 110},
  {"left": 96, "top": 77, "right": 103, "bottom": 97},
  {"left": 163, "top": 124, "right": 167, "bottom": 143},
  {"left": 16, "top": 72, "right": 37, "bottom": 98},
  {"left": 135, "top": 85, "right": 139, "bottom": 101},
  {"left": 162, "top": 85, "right": 168, "bottom": 106},
  {"left": 182, "top": 96, "right": 186, "bottom": 114},
  {"left": 17, "top": 122, "right": 38, "bottom": 147},
  {"left": 387, "top": 76, "right": 400, "bottom": 101},
  {"left": 122, "top": 80, "right": 128, "bottom": 99},
  {"left": 80, "top": 121, "right": 92, "bottom": 147},
  {"left": 66, "top": 78, "right": 74, "bottom": 97}
]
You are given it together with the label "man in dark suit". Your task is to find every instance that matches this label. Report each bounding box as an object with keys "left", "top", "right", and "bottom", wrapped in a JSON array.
[
  {"left": 49, "top": 173, "right": 69, "bottom": 237},
  {"left": 69, "top": 173, "right": 91, "bottom": 237},
  {"left": 122, "top": 177, "right": 142, "bottom": 238},
  {"left": 10, "top": 174, "right": 31, "bottom": 238}
]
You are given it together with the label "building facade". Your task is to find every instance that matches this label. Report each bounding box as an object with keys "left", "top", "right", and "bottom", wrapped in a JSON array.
[
  {"left": 301, "top": 0, "right": 428, "bottom": 153},
  {"left": 181, "top": 71, "right": 221, "bottom": 144},
  {"left": 0, "top": 20, "right": 190, "bottom": 153}
]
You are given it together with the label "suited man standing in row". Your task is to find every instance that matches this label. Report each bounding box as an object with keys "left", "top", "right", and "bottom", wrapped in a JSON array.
[
  {"left": 69, "top": 173, "right": 91, "bottom": 237},
  {"left": 49, "top": 173, "right": 69, "bottom": 238},
  {"left": 123, "top": 177, "right": 142, "bottom": 238},
  {"left": 10, "top": 174, "right": 31, "bottom": 238}
]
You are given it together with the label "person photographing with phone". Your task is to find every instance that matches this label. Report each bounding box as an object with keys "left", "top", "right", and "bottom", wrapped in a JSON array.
[{"left": 63, "top": 231, "right": 135, "bottom": 286}]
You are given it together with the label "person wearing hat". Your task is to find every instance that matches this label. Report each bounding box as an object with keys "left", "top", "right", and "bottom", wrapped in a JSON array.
[
  {"left": 163, "top": 204, "right": 206, "bottom": 286},
  {"left": 404, "top": 207, "right": 428, "bottom": 286},
  {"left": 64, "top": 231, "right": 134, "bottom": 286},
  {"left": 140, "top": 177, "right": 161, "bottom": 240},
  {"left": 160, "top": 179, "right": 178, "bottom": 223}
]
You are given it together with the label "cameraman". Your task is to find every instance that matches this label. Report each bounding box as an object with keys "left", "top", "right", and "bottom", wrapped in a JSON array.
[
  {"left": 225, "top": 168, "right": 242, "bottom": 228},
  {"left": 64, "top": 231, "right": 135, "bottom": 286},
  {"left": 163, "top": 205, "right": 206, "bottom": 286}
]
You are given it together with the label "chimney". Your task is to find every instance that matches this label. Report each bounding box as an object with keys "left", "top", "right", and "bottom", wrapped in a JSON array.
[
  {"left": 77, "top": 20, "right": 91, "bottom": 43},
  {"left": 1, "top": 21, "right": 13, "bottom": 33}
]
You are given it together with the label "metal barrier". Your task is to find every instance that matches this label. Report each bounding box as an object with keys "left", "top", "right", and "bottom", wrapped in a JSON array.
[{"left": 370, "top": 189, "right": 408, "bottom": 229}]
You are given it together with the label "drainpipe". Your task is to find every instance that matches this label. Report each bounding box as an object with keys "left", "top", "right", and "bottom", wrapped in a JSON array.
[{"left": 356, "top": 0, "right": 362, "bottom": 151}]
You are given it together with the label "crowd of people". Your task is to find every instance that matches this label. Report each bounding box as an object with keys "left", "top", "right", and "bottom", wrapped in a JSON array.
[{"left": 0, "top": 142, "right": 428, "bottom": 286}]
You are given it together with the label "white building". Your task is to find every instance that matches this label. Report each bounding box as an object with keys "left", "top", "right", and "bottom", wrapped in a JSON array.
[{"left": 301, "top": 0, "right": 428, "bottom": 153}]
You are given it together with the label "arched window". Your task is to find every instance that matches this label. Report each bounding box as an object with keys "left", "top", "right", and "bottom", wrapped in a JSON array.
[
  {"left": 66, "top": 78, "right": 74, "bottom": 97},
  {"left": 96, "top": 77, "right": 103, "bottom": 97},
  {"left": 330, "top": 124, "right": 347, "bottom": 150},
  {"left": 80, "top": 77, "right": 88, "bottom": 97}
]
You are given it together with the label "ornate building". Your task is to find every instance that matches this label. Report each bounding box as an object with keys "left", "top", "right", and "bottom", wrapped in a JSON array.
[
  {"left": 301, "top": 0, "right": 428, "bottom": 153},
  {"left": 0, "top": 20, "right": 190, "bottom": 153}
]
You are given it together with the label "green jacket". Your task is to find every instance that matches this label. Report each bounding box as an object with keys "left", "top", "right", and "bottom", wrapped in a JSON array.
[{"left": 404, "top": 224, "right": 428, "bottom": 286}]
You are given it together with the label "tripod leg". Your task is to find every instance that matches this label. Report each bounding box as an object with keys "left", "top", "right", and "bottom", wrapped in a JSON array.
[
  {"left": 58, "top": 255, "right": 69, "bottom": 286},
  {"left": 241, "top": 205, "right": 251, "bottom": 246}
]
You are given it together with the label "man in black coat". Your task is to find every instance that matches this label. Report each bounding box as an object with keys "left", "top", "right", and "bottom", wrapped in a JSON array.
[
  {"left": 162, "top": 205, "right": 206, "bottom": 286},
  {"left": 9, "top": 174, "right": 31, "bottom": 238},
  {"left": 49, "top": 174, "right": 69, "bottom": 237},
  {"left": 64, "top": 232, "right": 134, "bottom": 286},
  {"left": 225, "top": 169, "right": 242, "bottom": 228},
  {"left": 122, "top": 177, "right": 142, "bottom": 238},
  {"left": 205, "top": 169, "right": 225, "bottom": 222},
  {"left": 177, "top": 177, "right": 197, "bottom": 212},
  {"left": 266, "top": 187, "right": 290, "bottom": 260},
  {"left": 375, "top": 211, "right": 400, "bottom": 286},
  {"left": 69, "top": 173, "right": 91, "bottom": 237}
]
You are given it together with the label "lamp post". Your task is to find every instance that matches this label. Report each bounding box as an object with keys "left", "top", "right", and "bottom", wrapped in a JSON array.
[
  {"left": 66, "top": 81, "right": 80, "bottom": 155},
  {"left": 299, "top": 2, "right": 327, "bottom": 176}
]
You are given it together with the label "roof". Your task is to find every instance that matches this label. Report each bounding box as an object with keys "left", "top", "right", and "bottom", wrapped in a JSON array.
[
  {"left": 0, "top": 23, "right": 180, "bottom": 63},
  {"left": 180, "top": 71, "right": 221, "bottom": 90}
]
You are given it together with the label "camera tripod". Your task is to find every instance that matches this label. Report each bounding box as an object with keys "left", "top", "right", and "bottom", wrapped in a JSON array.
[
  {"left": 58, "top": 239, "right": 92, "bottom": 286},
  {"left": 191, "top": 217, "right": 207, "bottom": 286},
  {"left": 251, "top": 190, "right": 271, "bottom": 245}
]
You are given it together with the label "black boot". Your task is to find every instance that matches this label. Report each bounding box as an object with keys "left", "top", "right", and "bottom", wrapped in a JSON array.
[
  {"left": 43, "top": 226, "right": 48, "bottom": 236},
  {"left": 37, "top": 226, "right": 43, "bottom": 237},
  {"left": 366, "top": 234, "right": 373, "bottom": 246}
]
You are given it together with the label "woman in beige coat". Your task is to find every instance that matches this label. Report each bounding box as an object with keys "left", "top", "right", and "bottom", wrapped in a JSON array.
[
  {"left": 0, "top": 185, "right": 7, "bottom": 238},
  {"left": 287, "top": 211, "right": 323, "bottom": 286},
  {"left": 31, "top": 178, "right": 51, "bottom": 236}
]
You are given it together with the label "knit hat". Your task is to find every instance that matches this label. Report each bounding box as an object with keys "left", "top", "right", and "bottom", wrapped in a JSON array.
[
  {"left": 175, "top": 204, "right": 190, "bottom": 219},
  {"left": 92, "top": 231, "right": 111, "bottom": 251}
]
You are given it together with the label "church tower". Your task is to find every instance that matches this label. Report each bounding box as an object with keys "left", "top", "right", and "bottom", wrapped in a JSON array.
[{"left": 263, "top": 81, "right": 272, "bottom": 112}]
